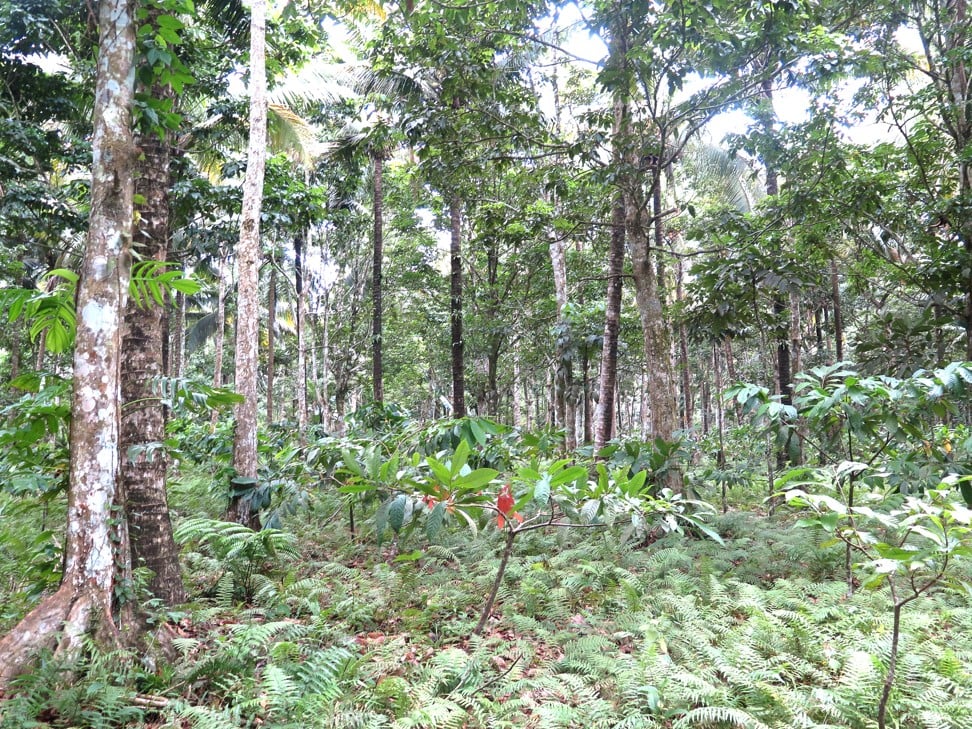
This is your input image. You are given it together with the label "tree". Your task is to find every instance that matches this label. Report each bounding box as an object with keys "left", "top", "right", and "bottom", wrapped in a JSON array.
[
  {"left": 0, "top": 0, "right": 135, "bottom": 688},
  {"left": 229, "top": 0, "right": 268, "bottom": 528},
  {"left": 119, "top": 0, "right": 194, "bottom": 608}
]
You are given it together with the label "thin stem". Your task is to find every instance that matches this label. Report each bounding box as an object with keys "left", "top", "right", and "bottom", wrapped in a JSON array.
[{"left": 474, "top": 529, "right": 515, "bottom": 636}]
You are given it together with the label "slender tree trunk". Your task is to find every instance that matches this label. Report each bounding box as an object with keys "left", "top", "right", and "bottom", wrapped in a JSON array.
[
  {"left": 582, "top": 348, "right": 592, "bottom": 444},
  {"left": 295, "top": 229, "right": 308, "bottom": 438},
  {"left": 210, "top": 253, "right": 227, "bottom": 428},
  {"left": 450, "top": 195, "right": 466, "bottom": 417},
  {"left": 120, "top": 88, "right": 185, "bottom": 607},
  {"left": 512, "top": 354, "right": 523, "bottom": 426},
  {"left": 830, "top": 260, "right": 844, "bottom": 362},
  {"left": 372, "top": 153, "right": 384, "bottom": 404},
  {"left": 549, "top": 234, "right": 575, "bottom": 448},
  {"left": 677, "top": 257, "right": 692, "bottom": 430},
  {"left": 594, "top": 117, "right": 626, "bottom": 450},
  {"left": 714, "top": 341, "right": 726, "bottom": 470},
  {"left": 486, "top": 345, "right": 500, "bottom": 416},
  {"left": 266, "top": 261, "right": 276, "bottom": 423},
  {"left": 0, "top": 0, "right": 135, "bottom": 687},
  {"left": 170, "top": 287, "right": 186, "bottom": 379},
  {"left": 229, "top": 0, "right": 267, "bottom": 528},
  {"left": 320, "top": 294, "right": 332, "bottom": 429}
]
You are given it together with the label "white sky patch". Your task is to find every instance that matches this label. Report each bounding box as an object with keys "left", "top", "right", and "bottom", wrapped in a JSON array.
[{"left": 21, "top": 52, "right": 71, "bottom": 74}]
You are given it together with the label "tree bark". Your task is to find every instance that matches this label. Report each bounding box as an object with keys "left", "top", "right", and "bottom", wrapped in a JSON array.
[
  {"left": 449, "top": 194, "right": 466, "bottom": 417},
  {"left": 266, "top": 260, "right": 276, "bottom": 423},
  {"left": 210, "top": 252, "right": 227, "bottom": 427},
  {"left": 594, "top": 103, "right": 627, "bottom": 450},
  {"left": 229, "top": 0, "right": 267, "bottom": 528},
  {"left": 0, "top": 0, "right": 135, "bottom": 688},
  {"left": 295, "top": 228, "right": 308, "bottom": 438},
  {"left": 549, "top": 234, "right": 575, "bottom": 449},
  {"left": 372, "top": 153, "right": 384, "bottom": 404},
  {"left": 629, "top": 168, "right": 681, "bottom": 485},
  {"left": 512, "top": 354, "right": 523, "bottom": 426},
  {"left": 169, "top": 287, "right": 186, "bottom": 379},
  {"left": 120, "top": 87, "right": 185, "bottom": 607},
  {"left": 676, "top": 256, "right": 692, "bottom": 430}
]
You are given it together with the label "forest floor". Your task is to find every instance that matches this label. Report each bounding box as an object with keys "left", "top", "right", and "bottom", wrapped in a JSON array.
[{"left": 2, "top": 476, "right": 972, "bottom": 728}]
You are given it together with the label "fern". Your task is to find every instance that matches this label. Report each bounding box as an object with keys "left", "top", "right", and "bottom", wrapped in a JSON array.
[
  {"left": 163, "top": 702, "right": 243, "bottom": 729},
  {"left": 674, "top": 706, "right": 771, "bottom": 729}
]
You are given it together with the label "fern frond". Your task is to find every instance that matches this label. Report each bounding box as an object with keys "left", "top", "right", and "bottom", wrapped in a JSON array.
[{"left": 674, "top": 706, "right": 771, "bottom": 729}]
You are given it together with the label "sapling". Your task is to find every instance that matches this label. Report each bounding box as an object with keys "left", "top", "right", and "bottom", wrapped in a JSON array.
[
  {"left": 788, "top": 473, "right": 972, "bottom": 729},
  {"left": 473, "top": 461, "right": 593, "bottom": 636}
]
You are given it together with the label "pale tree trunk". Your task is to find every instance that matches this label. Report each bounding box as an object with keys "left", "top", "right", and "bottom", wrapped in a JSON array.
[
  {"left": 169, "top": 287, "right": 186, "bottom": 379},
  {"left": 372, "top": 153, "right": 384, "bottom": 404},
  {"left": 594, "top": 100, "right": 627, "bottom": 450},
  {"left": 676, "top": 256, "right": 692, "bottom": 430},
  {"left": 295, "top": 229, "right": 308, "bottom": 438},
  {"left": 512, "top": 353, "right": 522, "bottom": 426},
  {"left": 0, "top": 0, "right": 135, "bottom": 688},
  {"left": 266, "top": 261, "right": 276, "bottom": 423},
  {"left": 120, "top": 86, "right": 185, "bottom": 607},
  {"left": 210, "top": 252, "right": 228, "bottom": 427},
  {"left": 230, "top": 0, "right": 267, "bottom": 528},
  {"left": 320, "top": 296, "right": 332, "bottom": 429},
  {"left": 549, "top": 234, "right": 575, "bottom": 449},
  {"left": 628, "top": 169, "right": 681, "bottom": 488},
  {"left": 449, "top": 195, "right": 466, "bottom": 417}
]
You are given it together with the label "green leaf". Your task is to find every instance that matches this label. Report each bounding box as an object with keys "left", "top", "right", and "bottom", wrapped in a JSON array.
[
  {"left": 394, "top": 550, "right": 423, "bottom": 563},
  {"left": 451, "top": 440, "right": 471, "bottom": 477},
  {"left": 426, "top": 457, "right": 453, "bottom": 486},
  {"left": 549, "top": 465, "right": 587, "bottom": 488},
  {"left": 387, "top": 494, "right": 407, "bottom": 534},
  {"left": 533, "top": 475, "right": 551, "bottom": 504},
  {"left": 453, "top": 468, "right": 498, "bottom": 491},
  {"left": 425, "top": 501, "right": 446, "bottom": 542},
  {"left": 469, "top": 418, "right": 487, "bottom": 446}
]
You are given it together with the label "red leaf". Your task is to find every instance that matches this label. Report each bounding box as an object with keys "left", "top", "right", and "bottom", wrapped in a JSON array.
[{"left": 497, "top": 483, "right": 514, "bottom": 514}]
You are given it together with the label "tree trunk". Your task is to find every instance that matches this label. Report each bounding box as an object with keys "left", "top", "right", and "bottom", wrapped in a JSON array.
[
  {"left": 266, "top": 261, "right": 276, "bottom": 423},
  {"left": 449, "top": 195, "right": 466, "bottom": 417},
  {"left": 229, "top": 0, "right": 267, "bottom": 528},
  {"left": 372, "top": 153, "right": 384, "bottom": 404},
  {"left": 829, "top": 260, "right": 844, "bottom": 362},
  {"left": 549, "top": 234, "right": 575, "bottom": 448},
  {"left": 295, "top": 228, "right": 308, "bottom": 438},
  {"left": 320, "top": 295, "right": 332, "bottom": 429},
  {"left": 0, "top": 0, "right": 135, "bottom": 688},
  {"left": 120, "top": 89, "right": 185, "bottom": 607},
  {"left": 486, "top": 345, "right": 500, "bottom": 416},
  {"left": 169, "top": 287, "right": 186, "bottom": 379},
  {"left": 594, "top": 106, "right": 627, "bottom": 450},
  {"left": 582, "top": 347, "right": 592, "bottom": 444},
  {"left": 629, "top": 171, "right": 680, "bottom": 479},
  {"left": 210, "top": 252, "right": 227, "bottom": 428},
  {"left": 676, "top": 257, "right": 692, "bottom": 430},
  {"left": 512, "top": 354, "right": 523, "bottom": 426}
]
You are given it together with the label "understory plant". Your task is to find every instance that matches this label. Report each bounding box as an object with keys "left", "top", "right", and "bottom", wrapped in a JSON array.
[{"left": 788, "top": 472, "right": 972, "bottom": 729}]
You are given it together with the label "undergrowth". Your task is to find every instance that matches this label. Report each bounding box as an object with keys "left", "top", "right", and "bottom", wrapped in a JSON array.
[{"left": 4, "top": 506, "right": 970, "bottom": 728}]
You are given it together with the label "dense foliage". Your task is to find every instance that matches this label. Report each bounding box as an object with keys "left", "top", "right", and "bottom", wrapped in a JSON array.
[{"left": 2, "top": 0, "right": 972, "bottom": 726}]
